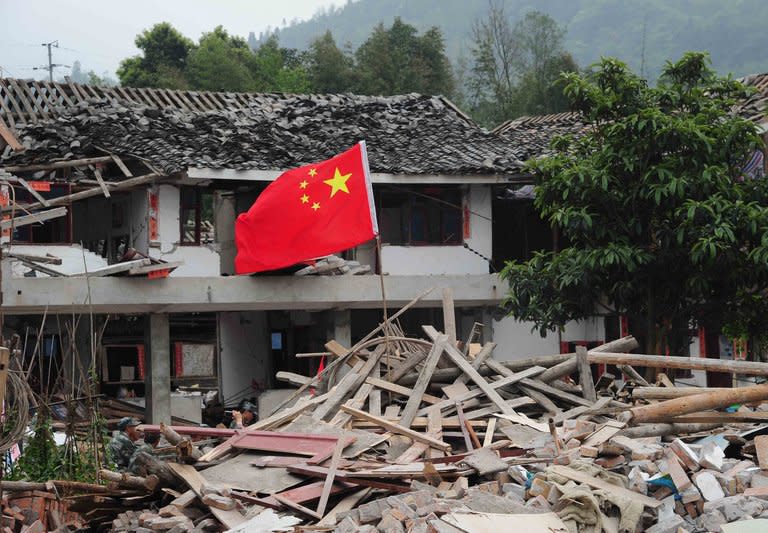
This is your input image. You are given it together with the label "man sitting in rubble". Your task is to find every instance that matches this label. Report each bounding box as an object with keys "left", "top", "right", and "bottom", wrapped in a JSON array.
[
  {"left": 229, "top": 400, "right": 257, "bottom": 429},
  {"left": 109, "top": 417, "right": 142, "bottom": 471}
]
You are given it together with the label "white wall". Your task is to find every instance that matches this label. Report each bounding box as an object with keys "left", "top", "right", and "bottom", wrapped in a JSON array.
[
  {"left": 218, "top": 311, "right": 271, "bottom": 403},
  {"left": 491, "top": 315, "right": 606, "bottom": 361},
  {"left": 491, "top": 316, "right": 561, "bottom": 360},
  {"left": 147, "top": 184, "right": 220, "bottom": 277},
  {"left": 381, "top": 184, "right": 492, "bottom": 275}
]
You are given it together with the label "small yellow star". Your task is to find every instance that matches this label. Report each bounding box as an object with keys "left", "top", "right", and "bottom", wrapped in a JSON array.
[
  {"left": 299, "top": 180, "right": 308, "bottom": 189},
  {"left": 323, "top": 167, "right": 352, "bottom": 198},
  {"left": 311, "top": 202, "right": 320, "bottom": 211},
  {"left": 308, "top": 168, "right": 317, "bottom": 177},
  {"left": 300, "top": 194, "right": 309, "bottom": 204}
]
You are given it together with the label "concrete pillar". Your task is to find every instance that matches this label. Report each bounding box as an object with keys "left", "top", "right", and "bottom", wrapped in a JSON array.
[
  {"left": 482, "top": 307, "right": 495, "bottom": 346},
  {"left": 333, "top": 309, "right": 352, "bottom": 348},
  {"left": 145, "top": 313, "right": 171, "bottom": 424}
]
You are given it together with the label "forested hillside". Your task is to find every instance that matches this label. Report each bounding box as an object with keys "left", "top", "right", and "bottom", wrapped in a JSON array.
[{"left": 267, "top": 0, "right": 768, "bottom": 81}]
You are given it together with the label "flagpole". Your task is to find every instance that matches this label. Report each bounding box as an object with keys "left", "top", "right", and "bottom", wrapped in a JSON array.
[{"left": 375, "top": 235, "right": 392, "bottom": 381}]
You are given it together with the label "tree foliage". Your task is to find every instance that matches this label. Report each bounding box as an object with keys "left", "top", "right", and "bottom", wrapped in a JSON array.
[
  {"left": 501, "top": 52, "right": 768, "bottom": 355},
  {"left": 118, "top": 22, "right": 193, "bottom": 88},
  {"left": 117, "top": 23, "right": 310, "bottom": 93},
  {"left": 354, "top": 18, "right": 454, "bottom": 96},
  {"left": 306, "top": 31, "right": 356, "bottom": 93},
  {"left": 469, "top": 5, "right": 577, "bottom": 126}
]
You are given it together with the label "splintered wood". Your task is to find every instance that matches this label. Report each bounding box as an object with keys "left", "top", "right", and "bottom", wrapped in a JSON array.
[{"left": 92, "top": 289, "right": 768, "bottom": 532}]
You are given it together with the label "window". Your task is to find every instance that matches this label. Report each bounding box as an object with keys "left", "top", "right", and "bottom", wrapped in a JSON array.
[
  {"left": 377, "top": 186, "right": 462, "bottom": 246},
  {"left": 180, "top": 187, "right": 214, "bottom": 245}
]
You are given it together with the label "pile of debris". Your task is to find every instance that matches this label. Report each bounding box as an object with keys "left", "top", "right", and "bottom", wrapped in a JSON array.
[
  {"left": 8, "top": 290, "right": 768, "bottom": 532},
  {"left": 294, "top": 255, "right": 371, "bottom": 276}
]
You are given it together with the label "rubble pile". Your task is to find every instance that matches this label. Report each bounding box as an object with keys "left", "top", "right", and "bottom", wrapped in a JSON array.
[
  {"left": 1, "top": 93, "right": 523, "bottom": 176},
  {"left": 7, "top": 292, "right": 768, "bottom": 532}
]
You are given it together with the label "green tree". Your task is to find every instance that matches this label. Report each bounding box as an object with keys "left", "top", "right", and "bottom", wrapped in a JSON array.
[
  {"left": 117, "top": 22, "right": 194, "bottom": 88},
  {"left": 251, "top": 35, "right": 311, "bottom": 93},
  {"left": 469, "top": 5, "right": 577, "bottom": 126},
  {"left": 187, "top": 26, "right": 256, "bottom": 92},
  {"left": 501, "top": 53, "right": 768, "bottom": 357},
  {"left": 306, "top": 31, "right": 355, "bottom": 93},
  {"left": 355, "top": 18, "right": 454, "bottom": 96}
]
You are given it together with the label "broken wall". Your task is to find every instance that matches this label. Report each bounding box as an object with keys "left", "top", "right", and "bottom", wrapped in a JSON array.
[
  {"left": 147, "top": 184, "right": 219, "bottom": 277},
  {"left": 217, "top": 311, "right": 271, "bottom": 406}
]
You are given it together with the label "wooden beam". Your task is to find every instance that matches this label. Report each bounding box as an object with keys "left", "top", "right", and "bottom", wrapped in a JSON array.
[
  {"left": 14, "top": 176, "right": 50, "bottom": 206},
  {"left": 399, "top": 336, "right": 447, "bottom": 427},
  {"left": 1, "top": 155, "right": 115, "bottom": 174},
  {"left": 576, "top": 346, "right": 597, "bottom": 402},
  {"left": 0, "top": 206, "right": 67, "bottom": 230},
  {"left": 0, "top": 117, "right": 23, "bottom": 151},
  {"left": 588, "top": 351, "right": 768, "bottom": 376},
  {"left": 423, "top": 325, "right": 515, "bottom": 415},
  {"left": 91, "top": 167, "right": 111, "bottom": 198},
  {"left": 625, "top": 383, "right": 768, "bottom": 424},
  {"left": 415, "top": 366, "right": 545, "bottom": 416},
  {"left": 340, "top": 405, "right": 451, "bottom": 451},
  {"left": 110, "top": 154, "right": 134, "bottom": 177},
  {"left": 316, "top": 433, "right": 346, "bottom": 518},
  {"left": 2, "top": 172, "right": 160, "bottom": 213},
  {"left": 364, "top": 377, "right": 442, "bottom": 405}
]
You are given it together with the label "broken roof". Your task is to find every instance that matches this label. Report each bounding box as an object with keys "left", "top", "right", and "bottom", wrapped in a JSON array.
[
  {"left": 0, "top": 78, "right": 524, "bottom": 176},
  {"left": 492, "top": 112, "right": 587, "bottom": 162}
]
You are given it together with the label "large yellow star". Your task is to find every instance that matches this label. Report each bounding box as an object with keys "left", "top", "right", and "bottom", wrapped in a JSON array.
[{"left": 323, "top": 168, "right": 352, "bottom": 198}]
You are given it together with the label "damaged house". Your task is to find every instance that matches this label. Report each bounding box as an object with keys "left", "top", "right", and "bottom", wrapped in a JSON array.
[{"left": 2, "top": 73, "right": 766, "bottom": 424}]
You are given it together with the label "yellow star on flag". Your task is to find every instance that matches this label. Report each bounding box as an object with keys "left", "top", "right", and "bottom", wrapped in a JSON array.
[
  {"left": 308, "top": 168, "right": 317, "bottom": 177},
  {"left": 300, "top": 194, "right": 309, "bottom": 204},
  {"left": 312, "top": 202, "right": 321, "bottom": 211},
  {"left": 299, "top": 180, "right": 308, "bottom": 189},
  {"left": 323, "top": 168, "right": 352, "bottom": 198}
]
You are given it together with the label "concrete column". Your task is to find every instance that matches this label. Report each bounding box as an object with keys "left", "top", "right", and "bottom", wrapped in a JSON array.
[
  {"left": 145, "top": 313, "right": 171, "bottom": 424},
  {"left": 482, "top": 307, "right": 495, "bottom": 346},
  {"left": 333, "top": 309, "right": 352, "bottom": 348}
]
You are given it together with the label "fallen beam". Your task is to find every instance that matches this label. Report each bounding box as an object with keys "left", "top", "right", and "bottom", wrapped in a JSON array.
[{"left": 588, "top": 351, "right": 768, "bottom": 376}]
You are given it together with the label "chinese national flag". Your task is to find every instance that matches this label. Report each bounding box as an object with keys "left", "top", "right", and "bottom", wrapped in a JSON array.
[{"left": 235, "top": 142, "right": 379, "bottom": 274}]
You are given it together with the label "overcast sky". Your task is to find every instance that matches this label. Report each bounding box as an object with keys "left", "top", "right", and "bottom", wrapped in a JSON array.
[{"left": 0, "top": 0, "right": 346, "bottom": 80}]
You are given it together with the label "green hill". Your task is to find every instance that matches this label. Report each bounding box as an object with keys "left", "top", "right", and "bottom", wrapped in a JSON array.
[{"left": 265, "top": 0, "right": 768, "bottom": 81}]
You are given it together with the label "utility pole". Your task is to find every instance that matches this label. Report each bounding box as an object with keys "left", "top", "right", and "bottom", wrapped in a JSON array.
[{"left": 40, "top": 40, "right": 62, "bottom": 82}]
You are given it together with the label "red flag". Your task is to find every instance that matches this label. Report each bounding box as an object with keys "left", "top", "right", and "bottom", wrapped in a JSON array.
[{"left": 235, "top": 142, "right": 379, "bottom": 274}]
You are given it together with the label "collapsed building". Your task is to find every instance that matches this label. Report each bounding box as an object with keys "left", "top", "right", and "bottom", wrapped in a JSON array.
[{"left": 1, "top": 72, "right": 767, "bottom": 426}]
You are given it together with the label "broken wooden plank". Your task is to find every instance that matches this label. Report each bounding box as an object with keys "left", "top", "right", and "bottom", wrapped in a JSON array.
[
  {"left": 167, "top": 463, "right": 245, "bottom": 529},
  {"left": 14, "top": 176, "right": 50, "bottom": 206},
  {"left": 415, "top": 366, "right": 546, "bottom": 417},
  {"left": 423, "top": 325, "right": 515, "bottom": 415},
  {"left": 340, "top": 405, "right": 451, "bottom": 451},
  {"left": 91, "top": 166, "right": 111, "bottom": 198},
  {"left": 0, "top": 206, "right": 67, "bottom": 230},
  {"left": 576, "top": 345, "right": 597, "bottom": 402},
  {"left": 399, "top": 336, "right": 447, "bottom": 427},
  {"left": 364, "top": 377, "right": 441, "bottom": 405},
  {"left": 316, "top": 432, "right": 347, "bottom": 517}
]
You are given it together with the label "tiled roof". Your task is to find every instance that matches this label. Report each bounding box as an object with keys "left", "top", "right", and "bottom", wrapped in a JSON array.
[
  {"left": 492, "top": 112, "right": 587, "bottom": 161},
  {"left": 736, "top": 72, "right": 768, "bottom": 127},
  {"left": 0, "top": 78, "right": 524, "bottom": 176},
  {"left": 493, "top": 73, "right": 768, "bottom": 162}
]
